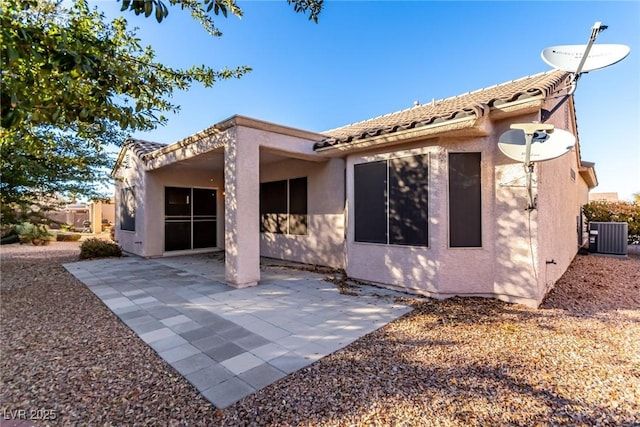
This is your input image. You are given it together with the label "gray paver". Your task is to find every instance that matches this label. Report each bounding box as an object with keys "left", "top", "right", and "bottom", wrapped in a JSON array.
[
  {"left": 161, "top": 314, "right": 191, "bottom": 327},
  {"left": 181, "top": 326, "right": 217, "bottom": 342},
  {"left": 118, "top": 310, "right": 148, "bottom": 321},
  {"left": 170, "top": 320, "right": 202, "bottom": 334},
  {"left": 201, "top": 377, "right": 255, "bottom": 409},
  {"left": 191, "top": 334, "right": 228, "bottom": 352},
  {"left": 238, "top": 363, "right": 286, "bottom": 389},
  {"left": 250, "top": 342, "right": 288, "bottom": 362},
  {"left": 64, "top": 253, "right": 413, "bottom": 409},
  {"left": 149, "top": 334, "right": 189, "bottom": 352},
  {"left": 159, "top": 343, "right": 201, "bottom": 363},
  {"left": 103, "top": 296, "right": 134, "bottom": 310},
  {"left": 205, "top": 342, "right": 245, "bottom": 362},
  {"left": 185, "top": 364, "right": 234, "bottom": 392},
  {"left": 217, "top": 325, "right": 252, "bottom": 341},
  {"left": 113, "top": 304, "right": 144, "bottom": 316},
  {"left": 172, "top": 352, "right": 216, "bottom": 376},
  {"left": 268, "top": 352, "right": 314, "bottom": 374},
  {"left": 146, "top": 306, "right": 181, "bottom": 320},
  {"left": 220, "top": 352, "right": 264, "bottom": 375},
  {"left": 139, "top": 327, "right": 175, "bottom": 343},
  {"left": 234, "top": 333, "right": 271, "bottom": 351}
]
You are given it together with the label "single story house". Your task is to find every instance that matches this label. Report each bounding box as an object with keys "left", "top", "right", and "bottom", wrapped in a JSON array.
[{"left": 112, "top": 70, "right": 597, "bottom": 308}]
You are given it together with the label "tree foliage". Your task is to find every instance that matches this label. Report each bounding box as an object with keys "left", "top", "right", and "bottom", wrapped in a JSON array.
[
  {"left": 1, "top": 0, "right": 251, "bottom": 131},
  {"left": 583, "top": 201, "right": 640, "bottom": 241},
  {"left": 0, "top": 0, "right": 322, "bottom": 222},
  {"left": 119, "top": 0, "right": 322, "bottom": 36},
  {"left": 0, "top": 124, "right": 118, "bottom": 222}
]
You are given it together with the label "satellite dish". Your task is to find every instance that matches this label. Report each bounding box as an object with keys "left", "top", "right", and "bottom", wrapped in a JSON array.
[
  {"left": 541, "top": 44, "right": 630, "bottom": 73},
  {"left": 498, "top": 123, "right": 575, "bottom": 210},
  {"left": 498, "top": 128, "right": 576, "bottom": 162}
]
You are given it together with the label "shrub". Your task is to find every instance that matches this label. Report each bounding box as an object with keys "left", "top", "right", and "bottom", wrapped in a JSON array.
[
  {"left": 79, "top": 238, "right": 122, "bottom": 260},
  {"left": 56, "top": 232, "right": 82, "bottom": 242},
  {"left": 1, "top": 229, "right": 19, "bottom": 245},
  {"left": 14, "top": 222, "right": 54, "bottom": 245},
  {"left": 59, "top": 223, "right": 74, "bottom": 232},
  {"left": 583, "top": 201, "right": 640, "bottom": 244}
]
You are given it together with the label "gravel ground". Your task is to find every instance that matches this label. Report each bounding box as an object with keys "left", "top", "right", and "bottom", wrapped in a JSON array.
[{"left": 1, "top": 242, "right": 638, "bottom": 426}]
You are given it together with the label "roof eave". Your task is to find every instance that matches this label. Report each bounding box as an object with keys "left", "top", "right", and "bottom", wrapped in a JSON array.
[
  {"left": 110, "top": 140, "right": 136, "bottom": 179},
  {"left": 315, "top": 97, "right": 546, "bottom": 155},
  {"left": 579, "top": 162, "right": 598, "bottom": 189},
  {"left": 110, "top": 149, "right": 125, "bottom": 178},
  {"left": 487, "top": 97, "right": 545, "bottom": 120},
  {"left": 138, "top": 115, "right": 328, "bottom": 170},
  {"left": 314, "top": 114, "right": 482, "bottom": 156}
]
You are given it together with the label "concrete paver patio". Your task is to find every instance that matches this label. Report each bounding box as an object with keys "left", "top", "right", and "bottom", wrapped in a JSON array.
[{"left": 64, "top": 254, "right": 413, "bottom": 408}]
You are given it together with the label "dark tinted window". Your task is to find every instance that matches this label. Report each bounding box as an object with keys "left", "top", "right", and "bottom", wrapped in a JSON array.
[
  {"left": 260, "top": 180, "right": 288, "bottom": 233},
  {"left": 354, "top": 161, "right": 387, "bottom": 244},
  {"left": 354, "top": 156, "right": 429, "bottom": 246},
  {"left": 164, "top": 187, "right": 216, "bottom": 251},
  {"left": 389, "top": 155, "right": 429, "bottom": 246},
  {"left": 120, "top": 187, "right": 135, "bottom": 231},
  {"left": 165, "top": 187, "right": 191, "bottom": 216},
  {"left": 193, "top": 188, "right": 216, "bottom": 216},
  {"left": 449, "top": 152, "right": 482, "bottom": 247},
  {"left": 260, "top": 178, "right": 307, "bottom": 235},
  {"left": 289, "top": 177, "right": 308, "bottom": 235}
]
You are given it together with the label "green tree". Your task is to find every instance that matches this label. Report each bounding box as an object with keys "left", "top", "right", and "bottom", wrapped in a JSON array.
[
  {"left": 0, "top": 124, "right": 118, "bottom": 223},
  {"left": 583, "top": 200, "right": 640, "bottom": 243},
  {"left": 0, "top": 0, "right": 322, "bottom": 221}
]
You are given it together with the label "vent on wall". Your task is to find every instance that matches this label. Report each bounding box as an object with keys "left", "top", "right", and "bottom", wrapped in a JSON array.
[{"left": 588, "top": 222, "right": 628, "bottom": 256}]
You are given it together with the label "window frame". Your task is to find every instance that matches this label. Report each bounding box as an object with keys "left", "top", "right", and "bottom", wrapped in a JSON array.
[
  {"left": 119, "top": 186, "right": 136, "bottom": 232},
  {"left": 164, "top": 186, "right": 217, "bottom": 252},
  {"left": 353, "top": 153, "right": 429, "bottom": 247},
  {"left": 259, "top": 177, "right": 308, "bottom": 236}
]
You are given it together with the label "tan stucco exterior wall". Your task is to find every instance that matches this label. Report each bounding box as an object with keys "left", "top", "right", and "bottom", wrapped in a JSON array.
[
  {"left": 345, "top": 135, "right": 510, "bottom": 302},
  {"left": 113, "top": 149, "right": 146, "bottom": 255},
  {"left": 114, "top": 146, "right": 225, "bottom": 257},
  {"left": 344, "top": 109, "right": 587, "bottom": 308},
  {"left": 533, "top": 97, "right": 590, "bottom": 302},
  {"left": 259, "top": 156, "right": 345, "bottom": 268}
]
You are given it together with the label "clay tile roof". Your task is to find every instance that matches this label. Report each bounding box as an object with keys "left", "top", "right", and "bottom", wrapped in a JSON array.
[
  {"left": 315, "top": 70, "right": 570, "bottom": 150},
  {"left": 124, "top": 138, "right": 167, "bottom": 160}
]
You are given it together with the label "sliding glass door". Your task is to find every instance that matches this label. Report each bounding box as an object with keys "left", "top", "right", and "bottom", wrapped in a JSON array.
[{"left": 165, "top": 187, "right": 217, "bottom": 252}]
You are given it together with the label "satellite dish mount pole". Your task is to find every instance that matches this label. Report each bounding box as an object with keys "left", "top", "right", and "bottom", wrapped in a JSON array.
[
  {"left": 569, "top": 21, "right": 608, "bottom": 94},
  {"left": 510, "top": 123, "right": 555, "bottom": 210}
]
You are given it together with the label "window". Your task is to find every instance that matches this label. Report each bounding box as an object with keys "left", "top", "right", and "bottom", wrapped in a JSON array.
[
  {"left": 120, "top": 187, "right": 135, "bottom": 231},
  {"left": 260, "top": 177, "right": 308, "bottom": 235},
  {"left": 354, "top": 154, "right": 429, "bottom": 246},
  {"left": 448, "top": 152, "right": 481, "bottom": 247}
]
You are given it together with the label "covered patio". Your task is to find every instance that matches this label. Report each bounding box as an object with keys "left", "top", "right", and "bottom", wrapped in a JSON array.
[{"left": 113, "top": 115, "right": 345, "bottom": 290}]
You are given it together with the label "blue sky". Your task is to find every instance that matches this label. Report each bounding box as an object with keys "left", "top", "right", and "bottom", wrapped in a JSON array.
[{"left": 93, "top": 1, "right": 639, "bottom": 200}]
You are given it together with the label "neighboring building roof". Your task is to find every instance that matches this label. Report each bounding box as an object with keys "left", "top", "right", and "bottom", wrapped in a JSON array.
[
  {"left": 589, "top": 192, "right": 618, "bottom": 202},
  {"left": 315, "top": 70, "right": 571, "bottom": 150}
]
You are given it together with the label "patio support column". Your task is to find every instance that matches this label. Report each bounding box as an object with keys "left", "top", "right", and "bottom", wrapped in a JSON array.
[
  {"left": 91, "top": 201, "right": 102, "bottom": 235},
  {"left": 224, "top": 136, "right": 260, "bottom": 287}
]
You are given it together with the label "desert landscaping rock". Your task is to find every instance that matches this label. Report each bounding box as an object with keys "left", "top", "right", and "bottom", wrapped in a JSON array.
[{"left": 1, "top": 242, "right": 638, "bottom": 425}]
